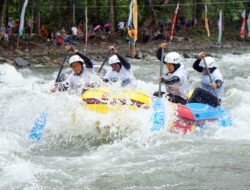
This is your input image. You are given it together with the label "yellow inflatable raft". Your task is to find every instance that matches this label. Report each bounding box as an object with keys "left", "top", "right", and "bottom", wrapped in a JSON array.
[{"left": 81, "top": 87, "right": 151, "bottom": 113}]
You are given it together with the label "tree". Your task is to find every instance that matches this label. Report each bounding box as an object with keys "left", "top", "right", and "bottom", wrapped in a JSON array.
[
  {"left": 109, "top": 0, "right": 115, "bottom": 32},
  {"left": 0, "top": 0, "right": 7, "bottom": 27},
  {"left": 35, "top": 0, "right": 40, "bottom": 34}
]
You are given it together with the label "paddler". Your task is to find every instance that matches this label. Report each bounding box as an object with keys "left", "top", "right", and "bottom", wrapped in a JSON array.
[
  {"left": 50, "top": 45, "right": 101, "bottom": 93},
  {"left": 154, "top": 43, "right": 189, "bottom": 105},
  {"left": 103, "top": 46, "right": 137, "bottom": 88},
  {"left": 192, "top": 52, "right": 224, "bottom": 102}
]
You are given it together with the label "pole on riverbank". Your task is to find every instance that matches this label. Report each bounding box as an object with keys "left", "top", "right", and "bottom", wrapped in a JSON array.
[{"left": 85, "top": 5, "right": 88, "bottom": 54}]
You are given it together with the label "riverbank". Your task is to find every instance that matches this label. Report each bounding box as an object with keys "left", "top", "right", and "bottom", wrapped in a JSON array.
[{"left": 0, "top": 36, "right": 250, "bottom": 67}]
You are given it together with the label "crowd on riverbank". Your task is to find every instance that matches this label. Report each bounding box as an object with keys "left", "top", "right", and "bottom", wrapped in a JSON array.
[{"left": 0, "top": 36, "right": 250, "bottom": 68}]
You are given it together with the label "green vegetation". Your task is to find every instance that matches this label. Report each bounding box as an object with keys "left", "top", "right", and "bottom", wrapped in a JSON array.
[{"left": 0, "top": 0, "right": 249, "bottom": 39}]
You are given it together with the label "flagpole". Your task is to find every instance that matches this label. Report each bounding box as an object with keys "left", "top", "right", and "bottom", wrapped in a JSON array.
[
  {"left": 217, "top": 10, "right": 223, "bottom": 47},
  {"left": 204, "top": 4, "right": 210, "bottom": 38},
  {"left": 170, "top": 2, "right": 179, "bottom": 43},
  {"left": 85, "top": 5, "right": 88, "bottom": 54},
  {"left": 17, "top": 0, "right": 29, "bottom": 49},
  {"left": 240, "top": 10, "right": 246, "bottom": 40}
]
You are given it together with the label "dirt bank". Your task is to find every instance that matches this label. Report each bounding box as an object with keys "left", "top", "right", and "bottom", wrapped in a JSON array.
[{"left": 0, "top": 37, "right": 249, "bottom": 67}]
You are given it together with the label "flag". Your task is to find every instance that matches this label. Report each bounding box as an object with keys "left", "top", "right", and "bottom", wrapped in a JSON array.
[
  {"left": 240, "top": 10, "right": 246, "bottom": 38},
  {"left": 204, "top": 4, "right": 210, "bottom": 37},
  {"left": 19, "top": 0, "right": 29, "bottom": 37},
  {"left": 128, "top": 0, "right": 138, "bottom": 41},
  {"left": 217, "top": 10, "right": 222, "bottom": 45},
  {"left": 247, "top": 13, "right": 250, "bottom": 37},
  {"left": 170, "top": 2, "right": 179, "bottom": 42}
]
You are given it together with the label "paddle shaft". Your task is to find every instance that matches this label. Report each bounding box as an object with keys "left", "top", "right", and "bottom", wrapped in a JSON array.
[
  {"left": 55, "top": 52, "right": 69, "bottom": 83},
  {"left": 202, "top": 57, "right": 217, "bottom": 97},
  {"left": 98, "top": 52, "right": 110, "bottom": 73},
  {"left": 158, "top": 48, "right": 164, "bottom": 97}
]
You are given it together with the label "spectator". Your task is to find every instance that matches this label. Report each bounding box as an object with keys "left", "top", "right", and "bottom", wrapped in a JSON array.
[
  {"left": 71, "top": 24, "right": 77, "bottom": 41},
  {"left": 15, "top": 20, "right": 20, "bottom": 34},
  {"left": 40, "top": 25, "right": 48, "bottom": 38},
  {"left": 77, "top": 25, "right": 83, "bottom": 40},
  {"left": 143, "top": 26, "right": 150, "bottom": 43},
  {"left": 0, "top": 25, "right": 5, "bottom": 40},
  {"left": 118, "top": 21, "right": 125, "bottom": 30},
  {"left": 104, "top": 23, "right": 111, "bottom": 33},
  {"left": 55, "top": 31, "right": 63, "bottom": 46}
]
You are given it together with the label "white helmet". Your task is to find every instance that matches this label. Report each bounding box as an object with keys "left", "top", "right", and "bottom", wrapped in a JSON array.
[
  {"left": 69, "top": 55, "right": 84, "bottom": 66},
  {"left": 164, "top": 52, "right": 182, "bottom": 64},
  {"left": 108, "top": 55, "right": 120, "bottom": 65},
  {"left": 199, "top": 56, "right": 216, "bottom": 68}
]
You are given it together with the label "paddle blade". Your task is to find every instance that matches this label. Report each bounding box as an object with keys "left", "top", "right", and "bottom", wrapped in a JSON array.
[
  {"left": 151, "top": 98, "right": 165, "bottom": 131},
  {"left": 29, "top": 110, "right": 48, "bottom": 141},
  {"left": 218, "top": 107, "right": 232, "bottom": 127}
]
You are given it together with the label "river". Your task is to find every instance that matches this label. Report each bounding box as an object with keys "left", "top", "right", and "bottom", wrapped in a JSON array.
[{"left": 1, "top": 52, "right": 250, "bottom": 190}]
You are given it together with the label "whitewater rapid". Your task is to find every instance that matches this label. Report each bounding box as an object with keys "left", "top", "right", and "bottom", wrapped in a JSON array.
[{"left": 1, "top": 52, "right": 250, "bottom": 189}]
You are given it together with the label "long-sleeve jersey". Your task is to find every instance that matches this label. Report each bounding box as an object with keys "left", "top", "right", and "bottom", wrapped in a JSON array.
[
  {"left": 104, "top": 53, "right": 136, "bottom": 88},
  {"left": 193, "top": 59, "right": 224, "bottom": 99}
]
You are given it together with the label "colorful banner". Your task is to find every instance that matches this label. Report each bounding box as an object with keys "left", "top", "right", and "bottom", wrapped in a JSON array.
[
  {"left": 217, "top": 10, "right": 222, "bottom": 45},
  {"left": 240, "top": 10, "right": 246, "bottom": 38},
  {"left": 19, "top": 0, "right": 29, "bottom": 37},
  {"left": 128, "top": 0, "right": 138, "bottom": 41},
  {"left": 170, "top": 2, "right": 179, "bottom": 42},
  {"left": 247, "top": 12, "right": 250, "bottom": 37},
  {"left": 204, "top": 4, "right": 210, "bottom": 37}
]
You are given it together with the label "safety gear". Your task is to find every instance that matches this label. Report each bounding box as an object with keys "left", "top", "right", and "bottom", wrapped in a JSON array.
[
  {"left": 201, "top": 68, "right": 224, "bottom": 99},
  {"left": 199, "top": 56, "right": 216, "bottom": 68},
  {"left": 69, "top": 55, "right": 84, "bottom": 66},
  {"left": 163, "top": 64, "right": 189, "bottom": 100},
  {"left": 62, "top": 68, "right": 101, "bottom": 92},
  {"left": 104, "top": 66, "right": 136, "bottom": 88},
  {"left": 164, "top": 52, "right": 182, "bottom": 64},
  {"left": 108, "top": 55, "right": 120, "bottom": 65}
]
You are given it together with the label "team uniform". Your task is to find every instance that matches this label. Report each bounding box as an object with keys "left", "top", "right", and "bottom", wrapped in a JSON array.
[
  {"left": 193, "top": 56, "right": 224, "bottom": 100},
  {"left": 56, "top": 52, "right": 100, "bottom": 93},
  {"left": 156, "top": 49, "right": 189, "bottom": 104},
  {"left": 104, "top": 54, "right": 136, "bottom": 88}
]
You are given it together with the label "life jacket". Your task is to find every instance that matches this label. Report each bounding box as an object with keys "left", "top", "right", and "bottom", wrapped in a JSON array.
[
  {"left": 164, "top": 64, "right": 189, "bottom": 100},
  {"left": 201, "top": 68, "right": 224, "bottom": 99}
]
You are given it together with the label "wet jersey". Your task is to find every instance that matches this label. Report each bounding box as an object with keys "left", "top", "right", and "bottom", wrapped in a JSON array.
[
  {"left": 104, "top": 66, "right": 136, "bottom": 88},
  {"left": 201, "top": 68, "right": 224, "bottom": 99},
  {"left": 163, "top": 64, "right": 189, "bottom": 100},
  {"left": 104, "top": 53, "right": 137, "bottom": 88}
]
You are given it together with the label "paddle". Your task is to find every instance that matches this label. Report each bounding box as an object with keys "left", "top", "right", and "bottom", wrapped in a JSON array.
[
  {"left": 151, "top": 48, "right": 166, "bottom": 131},
  {"left": 202, "top": 57, "right": 233, "bottom": 127},
  {"left": 29, "top": 108, "right": 48, "bottom": 142},
  {"left": 29, "top": 52, "right": 69, "bottom": 142},
  {"left": 55, "top": 52, "right": 69, "bottom": 83},
  {"left": 98, "top": 52, "right": 111, "bottom": 74},
  {"left": 202, "top": 57, "right": 218, "bottom": 99},
  {"left": 158, "top": 48, "right": 164, "bottom": 97}
]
